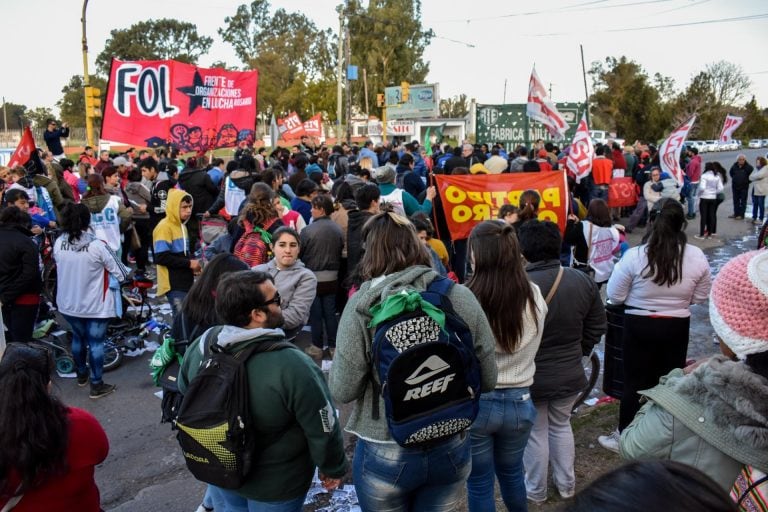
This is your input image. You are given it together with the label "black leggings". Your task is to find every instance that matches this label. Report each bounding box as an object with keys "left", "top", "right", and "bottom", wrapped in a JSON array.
[
  {"left": 699, "top": 198, "right": 717, "bottom": 236},
  {"left": 619, "top": 314, "right": 690, "bottom": 431},
  {"left": 1, "top": 303, "right": 39, "bottom": 342}
]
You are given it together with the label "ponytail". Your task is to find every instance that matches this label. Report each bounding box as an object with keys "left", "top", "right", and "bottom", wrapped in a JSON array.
[{"left": 643, "top": 199, "right": 687, "bottom": 286}]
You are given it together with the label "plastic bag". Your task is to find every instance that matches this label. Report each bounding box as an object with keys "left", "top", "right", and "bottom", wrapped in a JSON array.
[{"left": 150, "top": 335, "right": 179, "bottom": 386}]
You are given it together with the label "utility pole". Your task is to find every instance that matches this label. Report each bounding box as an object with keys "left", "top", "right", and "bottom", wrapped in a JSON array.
[
  {"left": 363, "top": 68, "right": 369, "bottom": 115},
  {"left": 335, "top": 5, "right": 344, "bottom": 140},
  {"left": 344, "top": 14, "right": 352, "bottom": 143},
  {"left": 2, "top": 97, "right": 7, "bottom": 132},
  {"left": 503, "top": 79, "right": 507, "bottom": 104},
  {"left": 81, "top": 0, "right": 95, "bottom": 148}
]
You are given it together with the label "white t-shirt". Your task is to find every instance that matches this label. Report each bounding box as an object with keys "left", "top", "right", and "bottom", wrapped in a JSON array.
[{"left": 380, "top": 188, "right": 405, "bottom": 216}]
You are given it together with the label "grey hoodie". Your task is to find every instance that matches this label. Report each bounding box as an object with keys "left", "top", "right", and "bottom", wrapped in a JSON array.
[
  {"left": 329, "top": 266, "right": 498, "bottom": 442},
  {"left": 253, "top": 259, "right": 317, "bottom": 337}
]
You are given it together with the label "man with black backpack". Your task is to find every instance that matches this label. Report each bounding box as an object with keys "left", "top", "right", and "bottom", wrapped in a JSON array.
[{"left": 176, "top": 270, "right": 347, "bottom": 510}]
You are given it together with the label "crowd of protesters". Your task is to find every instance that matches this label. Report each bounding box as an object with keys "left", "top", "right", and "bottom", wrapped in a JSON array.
[{"left": 0, "top": 128, "right": 766, "bottom": 511}]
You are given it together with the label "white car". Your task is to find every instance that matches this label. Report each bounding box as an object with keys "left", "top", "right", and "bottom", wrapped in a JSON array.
[
  {"left": 689, "top": 140, "right": 707, "bottom": 153},
  {"left": 748, "top": 139, "right": 763, "bottom": 149},
  {"left": 704, "top": 140, "right": 719, "bottom": 152},
  {"left": 763, "top": 139, "right": 768, "bottom": 148}
]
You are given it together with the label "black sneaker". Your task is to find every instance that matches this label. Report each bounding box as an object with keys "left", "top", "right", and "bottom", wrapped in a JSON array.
[
  {"left": 89, "top": 382, "right": 116, "bottom": 399},
  {"left": 76, "top": 373, "right": 89, "bottom": 387}
]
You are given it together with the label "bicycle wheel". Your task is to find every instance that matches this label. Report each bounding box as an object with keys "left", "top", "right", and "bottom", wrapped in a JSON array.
[
  {"left": 572, "top": 352, "right": 601, "bottom": 414},
  {"left": 55, "top": 355, "right": 76, "bottom": 375},
  {"left": 42, "top": 262, "right": 57, "bottom": 306},
  {"left": 102, "top": 341, "right": 123, "bottom": 372}
]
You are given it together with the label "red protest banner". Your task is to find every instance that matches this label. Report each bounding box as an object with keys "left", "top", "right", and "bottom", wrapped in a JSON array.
[
  {"left": 608, "top": 177, "right": 637, "bottom": 208},
  {"left": 7, "top": 126, "right": 37, "bottom": 169},
  {"left": 303, "top": 113, "right": 322, "bottom": 137},
  {"left": 278, "top": 111, "right": 306, "bottom": 139},
  {"left": 102, "top": 59, "right": 258, "bottom": 152},
  {"left": 434, "top": 172, "right": 569, "bottom": 240}
]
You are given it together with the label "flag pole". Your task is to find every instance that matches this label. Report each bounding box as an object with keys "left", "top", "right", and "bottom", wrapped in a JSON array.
[{"left": 580, "top": 44, "right": 590, "bottom": 127}]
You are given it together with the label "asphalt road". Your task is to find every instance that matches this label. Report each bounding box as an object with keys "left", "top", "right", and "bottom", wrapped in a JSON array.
[{"left": 52, "top": 147, "right": 766, "bottom": 512}]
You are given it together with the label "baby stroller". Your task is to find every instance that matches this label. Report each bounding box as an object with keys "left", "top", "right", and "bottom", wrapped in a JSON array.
[{"left": 198, "top": 215, "right": 231, "bottom": 263}]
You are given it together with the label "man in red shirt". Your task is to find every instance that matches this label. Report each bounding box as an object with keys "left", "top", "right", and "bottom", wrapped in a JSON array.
[{"left": 590, "top": 145, "right": 614, "bottom": 204}]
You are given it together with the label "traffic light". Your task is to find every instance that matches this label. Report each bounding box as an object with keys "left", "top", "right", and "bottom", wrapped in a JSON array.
[
  {"left": 377, "top": 93, "right": 385, "bottom": 107},
  {"left": 84, "top": 86, "right": 102, "bottom": 118},
  {"left": 400, "top": 81, "right": 410, "bottom": 102}
]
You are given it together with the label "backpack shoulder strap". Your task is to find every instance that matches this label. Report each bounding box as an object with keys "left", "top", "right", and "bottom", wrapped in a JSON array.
[{"left": 544, "top": 267, "right": 564, "bottom": 305}]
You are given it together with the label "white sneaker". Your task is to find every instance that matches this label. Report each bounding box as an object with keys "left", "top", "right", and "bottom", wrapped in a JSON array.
[
  {"left": 598, "top": 429, "right": 621, "bottom": 454},
  {"left": 558, "top": 488, "right": 575, "bottom": 499},
  {"left": 194, "top": 505, "right": 213, "bottom": 512}
]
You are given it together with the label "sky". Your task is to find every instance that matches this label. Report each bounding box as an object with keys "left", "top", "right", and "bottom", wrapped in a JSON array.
[{"left": 1, "top": 0, "right": 766, "bottom": 117}]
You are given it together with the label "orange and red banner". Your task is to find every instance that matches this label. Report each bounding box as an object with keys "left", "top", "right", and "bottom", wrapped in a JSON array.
[
  {"left": 102, "top": 59, "right": 258, "bottom": 152},
  {"left": 608, "top": 177, "right": 637, "bottom": 208},
  {"left": 277, "top": 111, "right": 306, "bottom": 139},
  {"left": 434, "top": 172, "right": 569, "bottom": 240}
]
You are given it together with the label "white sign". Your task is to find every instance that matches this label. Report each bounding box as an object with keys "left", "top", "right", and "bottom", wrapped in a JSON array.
[{"left": 387, "top": 120, "right": 415, "bottom": 135}]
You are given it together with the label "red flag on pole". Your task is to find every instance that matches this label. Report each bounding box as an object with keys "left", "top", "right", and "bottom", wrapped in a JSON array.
[
  {"left": 7, "top": 126, "right": 37, "bottom": 169},
  {"left": 718, "top": 114, "right": 744, "bottom": 143},
  {"left": 303, "top": 113, "right": 322, "bottom": 137},
  {"left": 278, "top": 112, "right": 306, "bottom": 139},
  {"left": 527, "top": 67, "right": 569, "bottom": 140},
  {"left": 566, "top": 114, "right": 594, "bottom": 183},
  {"left": 659, "top": 115, "right": 696, "bottom": 185}
]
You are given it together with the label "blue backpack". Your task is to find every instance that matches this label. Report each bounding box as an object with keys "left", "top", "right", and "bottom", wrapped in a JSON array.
[{"left": 370, "top": 277, "right": 481, "bottom": 447}]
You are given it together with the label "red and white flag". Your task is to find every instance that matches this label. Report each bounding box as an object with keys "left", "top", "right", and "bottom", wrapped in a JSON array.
[
  {"left": 718, "top": 114, "right": 743, "bottom": 143},
  {"left": 278, "top": 111, "right": 306, "bottom": 139},
  {"left": 659, "top": 114, "right": 697, "bottom": 185},
  {"left": 566, "top": 114, "right": 594, "bottom": 183},
  {"left": 527, "top": 67, "right": 569, "bottom": 140},
  {"left": 7, "top": 126, "right": 37, "bottom": 169},
  {"left": 303, "top": 113, "right": 322, "bottom": 137}
]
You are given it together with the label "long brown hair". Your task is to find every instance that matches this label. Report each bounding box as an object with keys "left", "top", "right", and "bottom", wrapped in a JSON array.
[
  {"left": 239, "top": 182, "right": 277, "bottom": 227},
  {"left": 643, "top": 198, "right": 687, "bottom": 286},
  {"left": 82, "top": 173, "right": 108, "bottom": 199},
  {"left": 467, "top": 220, "right": 539, "bottom": 352},
  {"left": 358, "top": 212, "right": 432, "bottom": 281}
]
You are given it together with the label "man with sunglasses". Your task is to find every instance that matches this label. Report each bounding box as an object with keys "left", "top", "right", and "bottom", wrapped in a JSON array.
[
  {"left": 43, "top": 119, "right": 69, "bottom": 160},
  {"left": 178, "top": 270, "right": 347, "bottom": 511}
]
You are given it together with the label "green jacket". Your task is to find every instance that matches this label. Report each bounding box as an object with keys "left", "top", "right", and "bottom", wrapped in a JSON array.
[
  {"left": 620, "top": 356, "right": 768, "bottom": 490},
  {"left": 329, "top": 266, "right": 498, "bottom": 442},
  {"left": 179, "top": 326, "right": 348, "bottom": 501}
]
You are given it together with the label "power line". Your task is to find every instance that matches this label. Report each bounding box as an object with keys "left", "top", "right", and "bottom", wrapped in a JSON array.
[
  {"left": 432, "top": 0, "right": 672, "bottom": 24},
  {"left": 525, "top": 12, "right": 768, "bottom": 36}
]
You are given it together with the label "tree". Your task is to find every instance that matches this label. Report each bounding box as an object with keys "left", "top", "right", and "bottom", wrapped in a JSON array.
[
  {"left": 588, "top": 56, "right": 672, "bottom": 142},
  {"left": 347, "top": 0, "right": 433, "bottom": 116},
  {"left": 56, "top": 75, "right": 108, "bottom": 128},
  {"left": 96, "top": 19, "right": 213, "bottom": 75},
  {"left": 440, "top": 95, "right": 469, "bottom": 118},
  {"left": 0, "top": 102, "right": 28, "bottom": 131},
  {"left": 219, "top": 1, "right": 336, "bottom": 118},
  {"left": 704, "top": 61, "right": 752, "bottom": 107},
  {"left": 27, "top": 107, "right": 55, "bottom": 130},
  {"left": 740, "top": 96, "right": 768, "bottom": 139}
]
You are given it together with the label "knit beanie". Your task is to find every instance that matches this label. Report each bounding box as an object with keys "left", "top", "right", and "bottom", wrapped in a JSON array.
[{"left": 709, "top": 250, "right": 768, "bottom": 359}]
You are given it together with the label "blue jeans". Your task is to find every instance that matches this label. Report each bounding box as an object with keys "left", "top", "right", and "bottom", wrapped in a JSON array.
[
  {"left": 467, "top": 388, "right": 537, "bottom": 512},
  {"left": 309, "top": 292, "right": 337, "bottom": 349},
  {"left": 589, "top": 184, "right": 609, "bottom": 205},
  {"left": 685, "top": 182, "right": 699, "bottom": 216},
  {"left": 353, "top": 434, "right": 471, "bottom": 512},
  {"left": 752, "top": 194, "right": 765, "bottom": 221},
  {"left": 62, "top": 315, "right": 110, "bottom": 384},
  {"left": 166, "top": 290, "right": 187, "bottom": 319},
  {"left": 206, "top": 486, "right": 305, "bottom": 512}
]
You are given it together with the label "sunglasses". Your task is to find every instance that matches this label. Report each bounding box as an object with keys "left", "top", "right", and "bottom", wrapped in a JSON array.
[{"left": 259, "top": 291, "right": 281, "bottom": 308}]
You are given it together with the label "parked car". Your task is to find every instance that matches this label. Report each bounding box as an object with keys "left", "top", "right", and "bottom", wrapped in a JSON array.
[
  {"left": 762, "top": 139, "right": 768, "bottom": 148},
  {"left": 705, "top": 140, "right": 719, "bottom": 152},
  {"left": 749, "top": 139, "right": 763, "bottom": 149}
]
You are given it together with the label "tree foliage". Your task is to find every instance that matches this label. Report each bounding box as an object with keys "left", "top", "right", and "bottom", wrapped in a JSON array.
[
  {"left": 219, "top": 0, "right": 336, "bottom": 118},
  {"left": 440, "top": 94, "right": 469, "bottom": 118},
  {"left": 26, "top": 107, "right": 55, "bottom": 130},
  {"left": 740, "top": 96, "right": 768, "bottom": 139},
  {"left": 589, "top": 56, "right": 671, "bottom": 142},
  {"left": 347, "top": 0, "right": 433, "bottom": 116},
  {"left": 56, "top": 75, "right": 108, "bottom": 128},
  {"left": 96, "top": 19, "right": 213, "bottom": 75},
  {"left": 0, "top": 102, "right": 28, "bottom": 131}
]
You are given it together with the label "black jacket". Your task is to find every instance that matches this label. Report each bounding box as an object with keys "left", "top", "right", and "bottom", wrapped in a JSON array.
[
  {"left": 0, "top": 225, "right": 42, "bottom": 304},
  {"left": 346, "top": 209, "right": 375, "bottom": 277},
  {"left": 177, "top": 168, "right": 219, "bottom": 215},
  {"left": 525, "top": 259, "right": 606, "bottom": 402},
  {"left": 443, "top": 155, "right": 467, "bottom": 174},
  {"left": 730, "top": 161, "right": 754, "bottom": 189}
]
